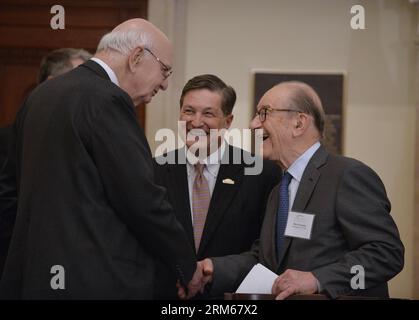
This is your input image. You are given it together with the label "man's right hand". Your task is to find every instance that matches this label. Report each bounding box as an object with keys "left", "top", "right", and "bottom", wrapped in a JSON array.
[{"left": 177, "top": 258, "right": 214, "bottom": 299}]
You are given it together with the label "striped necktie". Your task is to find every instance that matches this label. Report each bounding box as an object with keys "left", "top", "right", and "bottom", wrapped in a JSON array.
[{"left": 192, "top": 163, "right": 210, "bottom": 252}]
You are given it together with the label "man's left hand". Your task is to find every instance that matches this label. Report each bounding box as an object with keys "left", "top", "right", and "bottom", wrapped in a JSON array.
[{"left": 272, "top": 269, "right": 318, "bottom": 300}]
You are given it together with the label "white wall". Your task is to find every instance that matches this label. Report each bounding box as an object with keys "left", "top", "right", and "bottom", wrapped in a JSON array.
[{"left": 148, "top": 0, "right": 418, "bottom": 298}]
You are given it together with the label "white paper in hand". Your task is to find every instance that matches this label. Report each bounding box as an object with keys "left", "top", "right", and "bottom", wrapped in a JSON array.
[{"left": 235, "top": 263, "right": 278, "bottom": 294}]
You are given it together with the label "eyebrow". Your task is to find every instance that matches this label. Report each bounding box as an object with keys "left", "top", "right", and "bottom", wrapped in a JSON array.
[
  {"left": 257, "top": 105, "right": 271, "bottom": 111},
  {"left": 182, "top": 106, "right": 221, "bottom": 114}
]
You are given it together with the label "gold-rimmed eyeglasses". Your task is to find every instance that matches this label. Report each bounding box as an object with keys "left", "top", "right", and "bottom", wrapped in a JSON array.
[
  {"left": 255, "top": 106, "right": 301, "bottom": 122},
  {"left": 144, "top": 48, "right": 173, "bottom": 79}
]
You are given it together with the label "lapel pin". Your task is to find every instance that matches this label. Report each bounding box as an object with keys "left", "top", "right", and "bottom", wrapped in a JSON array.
[{"left": 222, "top": 178, "right": 235, "bottom": 185}]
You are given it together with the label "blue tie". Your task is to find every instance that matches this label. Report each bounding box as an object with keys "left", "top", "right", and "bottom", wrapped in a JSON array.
[{"left": 276, "top": 172, "right": 293, "bottom": 260}]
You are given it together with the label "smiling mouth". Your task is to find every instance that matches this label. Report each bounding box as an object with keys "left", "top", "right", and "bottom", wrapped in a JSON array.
[
  {"left": 262, "top": 134, "right": 269, "bottom": 141},
  {"left": 188, "top": 129, "right": 208, "bottom": 137}
]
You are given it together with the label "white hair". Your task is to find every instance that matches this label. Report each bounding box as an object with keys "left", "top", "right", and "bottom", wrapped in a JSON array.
[{"left": 96, "top": 29, "right": 152, "bottom": 55}]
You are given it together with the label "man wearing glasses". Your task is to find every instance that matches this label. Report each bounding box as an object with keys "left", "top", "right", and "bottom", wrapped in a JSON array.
[
  {"left": 181, "top": 81, "right": 404, "bottom": 300},
  {"left": 0, "top": 18, "right": 200, "bottom": 299}
]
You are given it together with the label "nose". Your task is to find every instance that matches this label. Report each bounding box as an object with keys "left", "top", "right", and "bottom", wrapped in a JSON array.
[
  {"left": 160, "top": 77, "right": 169, "bottom": 91},
  {"left": 191, "top": 113, "right": 204, "bottom": 127},
  {"left": 250, "top": 114, "right": 261, "bottom": 130}
]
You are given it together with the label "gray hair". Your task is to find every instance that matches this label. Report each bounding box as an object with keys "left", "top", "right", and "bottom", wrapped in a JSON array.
[
  {"left": 285, "top": 82, "right": 325, "bottom": 138},
  {"left": 38, "top": 48, "right": 92, "bottom": 83},
  {"left": 96, "top": 29, "right": 152, "bottom": 55}
]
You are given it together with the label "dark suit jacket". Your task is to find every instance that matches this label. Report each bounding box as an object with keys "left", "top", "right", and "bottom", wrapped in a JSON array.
[
  {"left": 211, "top": 145, "right": 404, "bottom": 299},
  {"left": 0, "top": 60, "right": 196, "bottom": 299},
  {"left": 0, "top": 125, "right": 14, "bottom": 276},
  {"left": 153, "top": 146, "right": 281, "bottom": 298},
  {"left": 0, "top": 126, "right": 12, "bottom": 170}
]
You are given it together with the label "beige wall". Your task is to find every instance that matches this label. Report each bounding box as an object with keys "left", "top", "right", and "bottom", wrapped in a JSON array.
[{"left": 148, "top": 0, "right": 418, "bottom": 298}]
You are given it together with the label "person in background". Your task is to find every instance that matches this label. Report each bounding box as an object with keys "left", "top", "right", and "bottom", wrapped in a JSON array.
[{"left": 37, "top": 48, "right": 92, "bottom": 84}]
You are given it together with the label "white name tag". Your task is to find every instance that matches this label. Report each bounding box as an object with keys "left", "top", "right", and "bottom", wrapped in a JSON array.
[{"left": 284, "top": 211, "right": 315, "bottom": 240}]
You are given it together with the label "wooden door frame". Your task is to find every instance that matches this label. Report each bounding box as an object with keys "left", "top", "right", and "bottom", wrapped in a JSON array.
[
  {"left": 0, "top": 0, "right": 148, "bottom": 128},
  {"left": 415, "top": 104, "right": 419, "bottom": 299}
]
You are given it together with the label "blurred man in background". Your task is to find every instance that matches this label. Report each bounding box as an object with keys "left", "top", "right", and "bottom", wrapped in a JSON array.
[{"left": 37, "top": 48, "right": 92, "bottom": 84}]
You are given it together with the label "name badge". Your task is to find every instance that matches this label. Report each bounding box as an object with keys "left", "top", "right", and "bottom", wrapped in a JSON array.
[{"left": 284, "top": 211, "right": 315, "bottom": 240}]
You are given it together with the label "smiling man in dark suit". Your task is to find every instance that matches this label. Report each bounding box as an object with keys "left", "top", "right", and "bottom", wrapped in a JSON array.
[
  {"left": 0, "top": 18, "right": 199, "bottom": 299},
  {"left": 181, "top": 81, "right": 404, "bottom": 300},
  {"left": 153, "top": 74, "right": 280, "bottom": 299}
]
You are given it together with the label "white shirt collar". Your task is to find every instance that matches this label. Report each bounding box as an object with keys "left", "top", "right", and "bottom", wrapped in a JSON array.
[
  {"left": 90, "top": 57, "right": 120, "bottom": 86},
  {"left": 287, "top": 142, "right": 321, "bottom": 182},
  {"left": 185, "top": 141, "right": 226, "bottom": 178}
]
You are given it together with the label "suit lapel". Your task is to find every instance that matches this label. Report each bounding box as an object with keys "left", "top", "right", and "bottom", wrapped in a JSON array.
[
  {"left": 276, "top": 146, "right": 328, "bottom": 268},
  {"left": 197, "top": 146, "right": 243, "bottom": 256},
  {"left": 266, "top": 186, "right": 281, "bottom": 268},
  {"left": 292, "top": 146, "right": 328, "bottom": 212}
]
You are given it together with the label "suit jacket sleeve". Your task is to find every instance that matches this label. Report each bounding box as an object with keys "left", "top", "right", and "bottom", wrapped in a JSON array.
[
  {"left": 208, "top": 165, "right": 280, "bottom": 296},
  {"left": 85, "top": 95, "right": 196, "bottom": 286},
  {"left": 311, "top": 162, "right": 404, "bottom": 298},
  {"left": 210, "top": 240, "right": 259, "bottom": 296}
]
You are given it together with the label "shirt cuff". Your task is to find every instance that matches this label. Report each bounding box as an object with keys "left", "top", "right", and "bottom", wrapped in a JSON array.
[{"left": 316, "top": 278, "right": 322, "bottom": 293}]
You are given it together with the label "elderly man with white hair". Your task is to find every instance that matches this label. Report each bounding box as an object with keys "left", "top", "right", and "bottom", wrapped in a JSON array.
[
  {"left": 0, "top": 18, "right": 199, "bottom": 299},
  {"left": 181, "top": 81, "right": 404, "bottom": 300}
]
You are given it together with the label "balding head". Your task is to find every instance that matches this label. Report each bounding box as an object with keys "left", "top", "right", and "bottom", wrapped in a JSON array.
[
  {"left": 97, "top": 18, "right": 169, "bottom": 56},
  {"left": 251, "top": 81, "right": 325, "bottom": 168},
  {"left": 94, "top": 18, "right": 173, "bottom": 106},
  {"left": 269, "top": 81, "right": 325, "bottom": 138}
]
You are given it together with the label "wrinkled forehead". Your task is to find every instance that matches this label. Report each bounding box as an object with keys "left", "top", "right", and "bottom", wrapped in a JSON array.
[
  {"left": 258, "top": 86, "right": 290, "bottom": 110},
  {"left": 154, "top": 47, "right": 172, "bottom": 68},
  {"left": 150, "top": 33, "right": 172, "bottom": 64}
]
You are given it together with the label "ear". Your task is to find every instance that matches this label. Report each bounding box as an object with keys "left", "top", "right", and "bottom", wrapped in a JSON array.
[
  {"left": 224, "top": 114, "right": 234, "bottom": 129},
  {"left": 292, "top": 112, "right": 308, "bottom": 137},
  {"left": 128, "top": 46, "right": 145, "bottom": 72}
]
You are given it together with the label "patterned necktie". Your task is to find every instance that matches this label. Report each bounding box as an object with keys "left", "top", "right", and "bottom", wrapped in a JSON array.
[
  {"left": 276, "top": 172, "right": 293, "bottom": 260},
  {"left": 192, "top": 163, "right": 210, "bottom": 252}
]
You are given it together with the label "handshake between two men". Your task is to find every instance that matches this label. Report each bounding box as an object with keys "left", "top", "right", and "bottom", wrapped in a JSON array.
[{"left": 177, "top": 259, "right": 319, "bottom": 300}]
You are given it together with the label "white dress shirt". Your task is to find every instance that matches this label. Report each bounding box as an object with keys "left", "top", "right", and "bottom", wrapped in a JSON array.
[
  {"left": 185, "top": 142, "right": 226, "bottom": 223},
  {"left": 90, "top": 57, "right": 120, "bottom": 86}
]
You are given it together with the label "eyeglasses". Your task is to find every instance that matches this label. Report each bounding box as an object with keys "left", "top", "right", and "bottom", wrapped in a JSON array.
[
  {"left": 144, "top": 48, "right": 173, "bottom": 79},
  {"left": 255, "top": 106, "right": 301, "bottom": 122}
]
